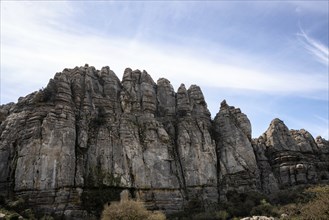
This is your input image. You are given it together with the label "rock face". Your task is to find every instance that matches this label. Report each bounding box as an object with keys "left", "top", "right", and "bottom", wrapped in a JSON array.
[
  {"left": 253, "top": 119, "right": 329, "bottom": 190},
  {"left": 214, "top": 100, "right": 260, "bottom": 198},
  {"left": 0, "top": 65, "right": 328, "bottom": 219}
]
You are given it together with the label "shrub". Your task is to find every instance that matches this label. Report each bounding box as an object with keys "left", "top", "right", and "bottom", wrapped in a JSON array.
[
  {"left": 82, "top": 188, "right": 121, "bottom": 216},
  {"left": 273, "top": 186, "right": 313, "bottom": 205},
  {"left": 224, "top": 190, "right": 267, "bottom": 217},
  {"left": 193, "top": 212, "right": 218, "bottom": 220},
  {"left": 215, "top": 210, "right": 230, "bottom": 220},
  {"left": 279, "top": 203, "right": 302, "bottom": 218},
  {"left": 168, "top": 210, "right": 229, "bottom": 220},
  {"left": 40, "top": 215, "right": 54, "bottom": 220},
  {"left": 101, "top": 200, "right": 166, "bottom": 220},
  {"left": 250, "top": 199, "right": 279, "bottom": 217},
  {"left": 279, "top": 185, "right": 329, "bottom": 220},
  {"left": 21, "top": 208, "right": 36, "bottom": 219},
  {"left": 148, "top": 211, "right": 167, "bottom": 220},
  {"left": 7, "top": 197, "right": 26, "bottom": 213},
  {"left": 299, "top": 185, "right": 329, "bottom": 220}
]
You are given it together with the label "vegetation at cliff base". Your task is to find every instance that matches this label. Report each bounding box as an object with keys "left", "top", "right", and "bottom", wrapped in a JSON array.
[
  {"left": 167, "top": 185, "right": 329, "bottom": 220},
  {"left": 279, "top": 185, "right": 329, "bottom": 219},
  {"left": 101, "top": 199, "right": 166, "bottom": 220},
  {"left": 0, "top": 185, "right": 328, "bottom": 219}
]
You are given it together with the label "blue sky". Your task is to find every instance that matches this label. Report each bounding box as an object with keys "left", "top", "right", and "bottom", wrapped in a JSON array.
[{"left": 1, "top": 1, "right": 328, "bottom": 139}]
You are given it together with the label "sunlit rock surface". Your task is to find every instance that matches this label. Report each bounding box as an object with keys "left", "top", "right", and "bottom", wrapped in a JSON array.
[{"left": 0, "top": 65, "right": 328, "bottom": 218}]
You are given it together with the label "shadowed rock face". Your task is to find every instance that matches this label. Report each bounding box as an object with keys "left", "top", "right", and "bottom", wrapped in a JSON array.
[{"left": 0, "top": 65, "right": 328, "bottom": 219}]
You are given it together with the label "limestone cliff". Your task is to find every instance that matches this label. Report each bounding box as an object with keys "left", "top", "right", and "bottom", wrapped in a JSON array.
[
  {"left": 214, "top": 100, "right": 260, "bottom": 198},
  {"left": 253, "top": 119, "right": 329, "bottom": 190},
  {"left": 0, "top": 65, "right": 328, "bottom": 219}
]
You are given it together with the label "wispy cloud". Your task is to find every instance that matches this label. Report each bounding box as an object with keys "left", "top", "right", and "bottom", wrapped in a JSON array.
[
  {"left": 1, "top": 1, "right": 328, "bottom": 139},
  {"left": 284, "top": 113, "right": 329, "bottom": 140},
  {"left": 290, "top": 1, "right": 329, "bottom": 14},
  {"left": 1, "top": 2, "right": 327, "bottom": 103},
  {"left": 297, "top": 28, "right": 329, "bottom": 66}
]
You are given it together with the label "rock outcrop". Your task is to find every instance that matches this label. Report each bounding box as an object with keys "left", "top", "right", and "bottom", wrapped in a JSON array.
[
  {"left": 214, "top": 100, "right": 260, "bottom": 198},
  {"left": 253, "top": 119, "right": 329, "bottom": 190},
  {"left": 0, "top": 65, "right": 328, "bottom": 219}
]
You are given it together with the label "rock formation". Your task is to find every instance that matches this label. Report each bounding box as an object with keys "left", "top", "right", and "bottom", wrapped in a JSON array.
[
  {"left": 253, "top": 119, "right": 329, "bottom": 190},
  {"left": 214, "top": 100, "right": 260, "bottom": 198},
  {"left": 0, "top": 65, "right": 328, "bottom": 219}
]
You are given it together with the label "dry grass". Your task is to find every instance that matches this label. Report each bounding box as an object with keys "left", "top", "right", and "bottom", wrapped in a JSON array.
[
  {"left": 280, "top": 185, "right": 329, "bottom": 220},
  {"left": 101, "top": 200, "right": 166, "bottom": 220},
  {"left": 299, "top": 185, "right": 329, "bottom": 220}
]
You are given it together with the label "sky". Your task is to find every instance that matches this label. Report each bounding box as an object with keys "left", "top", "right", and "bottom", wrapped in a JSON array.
[{"left": 1, "top": 1, "right": 328, "bottom": 139}]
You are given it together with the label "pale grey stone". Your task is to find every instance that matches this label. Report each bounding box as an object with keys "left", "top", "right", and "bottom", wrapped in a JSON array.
[{"left": 0, "top": 65, "right": 327, "bottom": 219}]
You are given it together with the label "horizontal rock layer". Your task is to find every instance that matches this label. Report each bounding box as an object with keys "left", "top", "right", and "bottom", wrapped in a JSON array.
[{"left": 0, "top": 65, "right": 328, "bottom": 219}]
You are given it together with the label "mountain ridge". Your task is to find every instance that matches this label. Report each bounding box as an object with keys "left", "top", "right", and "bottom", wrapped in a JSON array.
[{"left": 0, "top": 64, "right": 328, "bottom": 219}]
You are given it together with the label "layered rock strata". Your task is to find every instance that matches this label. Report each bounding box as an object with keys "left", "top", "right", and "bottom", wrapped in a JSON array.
[
  {"left": 0, "top": 65, "right": 328, "bottom": 218},
  {"left": 253, "top": 119, "right": 329, "bottom": 190}
]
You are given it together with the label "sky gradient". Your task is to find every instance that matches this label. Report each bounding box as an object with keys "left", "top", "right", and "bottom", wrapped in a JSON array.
[{"left": 1, "top": 1, "right": 328, "bottom": 139}]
